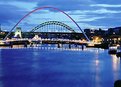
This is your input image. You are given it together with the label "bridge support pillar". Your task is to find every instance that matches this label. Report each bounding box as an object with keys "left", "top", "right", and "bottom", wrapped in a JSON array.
[
  {"left": 24, "top": 42, "right": 27, "bottom": 48},
  {"left": 58, "top": 43, "right": 62, "bottom": 48},
  {"left": 30, "top": 42, "right": 33, "bottom": 47},
  {"left": 10, "top": 42, "right": 13, "bottom": 48},
  {"left": 69, "top": 44, "right": 71, "bottom": 49},
  {"left": 75, "top": 44, "right": 78, "bottom": 48},
  {"left": 81, "top": 44, "right": 84, "bottom": 50}
]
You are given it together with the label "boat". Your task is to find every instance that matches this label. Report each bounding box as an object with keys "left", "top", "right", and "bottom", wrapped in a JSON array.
[
  {"left": 116, "top": 46, "right": 121, "bottom": 57},
  {"left": 108, "top": 44, "right": 118, "bottom": 54}
]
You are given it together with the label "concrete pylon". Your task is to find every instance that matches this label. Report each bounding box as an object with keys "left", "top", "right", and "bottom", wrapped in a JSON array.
[{"left": 14, "top": 27, "right": 22, "bottom": 38}]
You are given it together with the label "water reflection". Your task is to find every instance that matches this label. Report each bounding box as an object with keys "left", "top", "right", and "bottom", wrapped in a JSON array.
[
  {"left": 0, "top": 48, "right": 121, "bottom": 87},
  {"left": 0, "top": 44, "right": 87, "bottom": 51},
  {"left": 95, "top": 60, "right": 100, "bottom": 66},
  {"left": 0, "top": 49, "right": 3, "bottom": 87},
  {"left": 111, "top": 55, "right": 120, "bottom": 71},
  {"left": 95, "top": 49, "right": 100, "bottom": 66},
  {"left": 111, "top": 55, "right": 121, "bottom": 80},
  {"left": 94, "top": 49, "right": 101, "bottom": 87}
]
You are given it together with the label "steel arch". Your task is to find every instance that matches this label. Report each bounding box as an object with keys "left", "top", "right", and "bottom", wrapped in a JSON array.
[{"left": 31, "top": 21, "right": 75, "bottom": 32}]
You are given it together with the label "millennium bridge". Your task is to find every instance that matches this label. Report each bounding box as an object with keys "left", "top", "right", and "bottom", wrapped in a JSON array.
[{"left": 0, "top": 6, "right": 101, "bottom": 49}]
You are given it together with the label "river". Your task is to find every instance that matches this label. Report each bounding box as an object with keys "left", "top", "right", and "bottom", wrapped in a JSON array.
[{"left": 0, "top": 47, "right": 121, "bottom": 87}]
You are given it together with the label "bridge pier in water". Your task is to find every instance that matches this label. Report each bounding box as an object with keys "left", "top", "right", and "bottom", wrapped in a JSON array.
[
  {"left": 8, "top": 41, "right": 29, "bottom": 48},
  {"left": 57, "top": 43, "right": 63, "bottom": 48},
  {"left": 24, "top": 42, "right": 28, "bottom": 48},
  {"left": 81, "top": 44, "right": 84, "bottom": 50},
  {"left": 69, "top": 44, "right": 71, "bottom": 49},
  {"left": 10, "top": 42, "right": 13, "bottom": 48},
  {"left": 57, "top": 42, "right": 85, "bottom": 50}
]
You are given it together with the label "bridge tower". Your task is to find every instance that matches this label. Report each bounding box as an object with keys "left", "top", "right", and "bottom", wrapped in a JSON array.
[{"left": 14, "top": 27, "right": 22, "bottom": 38}]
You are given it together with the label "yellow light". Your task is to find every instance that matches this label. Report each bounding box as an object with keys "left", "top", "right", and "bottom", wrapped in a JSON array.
[{"left": 118, "top": 38, "right": 121, "bottom": 40}]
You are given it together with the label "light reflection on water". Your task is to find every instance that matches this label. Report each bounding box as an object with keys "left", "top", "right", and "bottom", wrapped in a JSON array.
[
  {"left": 111, "top": 55, "right": 120, "bottom": 71},
  {"left": 0, "top": 47, "right": 121, "bottom": 87},
  {"left": 111, "top": 55, "right": 121, "bottom": 80},
  {"left": 93, "top": 49, "right": 101, "bottom": 87},
  {"left": 0, "top": 49, "right": 3, "bottom": 87}
]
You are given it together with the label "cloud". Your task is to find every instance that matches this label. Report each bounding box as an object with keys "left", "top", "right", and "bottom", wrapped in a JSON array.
[
  {"left": 78, "top": 23, "right": 107, "bottom": 29},
  {"left": 0, "top": 4, "right": 27, "bottom": 25},
  {"left": 0, "top": 0, "right": 121, "bottom": 30},
  {"left": 37, "top": 0, "right": 95, "bottom": 11},
  {"left": 90, "top": 4, "right": 121, "bottom": 8},
  {"left": 81, "top": 17, "right": 121, "bottom": 28},
  {"left": 68, "top": 9, "right": 121, "bottom": 29},
  {"left": 0, "top": 0, "right": 40, "bottom": 2},
  {"left": 93, "top": 0, "right": 121, "bottom": 4},
  {"left": 76, "top": 8, "right": 121, "bottom": 14},
  {"left": 0, "top": 3, "right": 32, "bottom": 31},
  {"left": 79, "top": 17, "right": 105, "bottom": 22},
  {"left": 90, "top": 8, "right": 121, "bottom": 14}
]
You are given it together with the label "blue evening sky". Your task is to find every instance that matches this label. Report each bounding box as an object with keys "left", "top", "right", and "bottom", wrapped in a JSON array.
[{"left": 0, "top": 0, "right": 121, "bottom": 31}]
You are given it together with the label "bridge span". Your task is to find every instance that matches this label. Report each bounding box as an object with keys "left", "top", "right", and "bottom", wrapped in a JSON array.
[
  {"left": 0, "top": 6, "right": 103, "bottom": 49},
  {"left": 0, "top": 37, "right": 100, "bottom": 49}
]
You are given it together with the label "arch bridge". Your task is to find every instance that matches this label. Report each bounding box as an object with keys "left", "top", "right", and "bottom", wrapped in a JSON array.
[
  {"left": 4, "top": 6, "right": 90, "bottom": 41},
  {"left": 28, "top": 21, "right": 83, "bottom": 40},
  {"left": 1, "top": 20, "right": 98, "bottom": 48},
  {"left": 30, "top": 21, "right": 76, "bottom": 33},
  {"left": 1, "top": 6, "right": 99, "bottom": 48}
]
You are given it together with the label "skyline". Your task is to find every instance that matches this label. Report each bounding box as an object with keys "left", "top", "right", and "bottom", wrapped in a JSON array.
[{"left": 0, "top": 0, "right": 121, "bottom": 31}]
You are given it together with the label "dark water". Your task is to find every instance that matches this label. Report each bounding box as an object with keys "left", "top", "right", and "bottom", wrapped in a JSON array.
[{"left": 0, "top": 48, "right": 121, "bottom": 87}]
